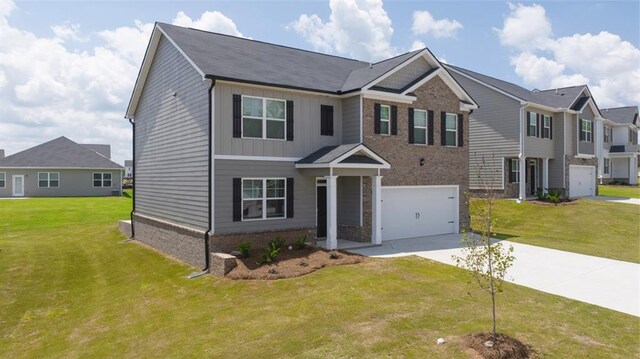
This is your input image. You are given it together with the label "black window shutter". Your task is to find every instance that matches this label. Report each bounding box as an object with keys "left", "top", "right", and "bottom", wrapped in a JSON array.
[
  {"left": 327, "top": 106, "right": 334, "bottom": 136},
  {"left": 232, "top": 178, "right": 241, "bottom": 221},
  {"left": 320, "top": 105, "right": 334, "bottom": 136},
  {"left": 440, "top": 112, "right": 446, "bottom": 145},
  {"left": 233, "top": 94, "right": 241, "bottom": 138},
  {"left": 536, "top": 114, "right": 541, "bottom": 137},
  {"left": 526, "top": 111, "right": 531, "bottom": 136},
  {"left": 550, "top": 116, "right": 553, "bottom": 139},
  {"left": 286, "top": 177, "right": 294, "bottom": 218},
  {"left": 579, "top": 120, "right": 585, "bottom": 141},
  {"left": 391, "top": 105, "right": 398, "bottom": 135},
  {"left": 427, "top": 110, "right": 434, "bottom": 145},
  {"left": 508, "top": 160, "right": 514, "bottom": 183},
  {"left": 374, "top": 103, "right": 381, "bottom": 134},
  {"left": 457, "top": 114, "right": 464, "bottom": 147},
  {"left": 286, "top": 100, "right": 294, "bottom": 141},
  {"left": 408, "top": 108, "right": 414, "bottom": 144}
]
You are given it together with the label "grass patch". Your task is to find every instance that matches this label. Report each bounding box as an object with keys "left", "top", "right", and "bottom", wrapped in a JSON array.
[
  {"left": 1, "top": 197, "right": 638, "bottom": 357},
  {"left": 471, "top": 198, "right": 640, "bottom": 263},
  {"left": 599, "top": 184, "right": 640, "bottom": 199}
]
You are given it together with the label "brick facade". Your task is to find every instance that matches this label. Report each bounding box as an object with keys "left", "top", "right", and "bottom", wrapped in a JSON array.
[
  {"left": 362, "top": 76, "right": 470, "bottom": 231},
  {"left": 209, "top": 227, "right": 317, "bottom": 253}
]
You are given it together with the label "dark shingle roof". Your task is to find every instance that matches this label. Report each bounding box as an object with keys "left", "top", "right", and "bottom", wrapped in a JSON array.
[
  {"left": 602, "top": 106, "right": 639, "bottom": 125},
  {"left": 296, "top": 144, "right": 360, "bottom": 164},
  {"left": 81, "top": 144, "right": 111, "bottom": 159},
  {"left": 158, "top": 23, "right": 422, "bottom": 94},
  {"left": 0, "top": 137, "right": 123, "bottom": 169}
]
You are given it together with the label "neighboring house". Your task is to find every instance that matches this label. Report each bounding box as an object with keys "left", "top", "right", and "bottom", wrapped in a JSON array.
[
  {"left": 0, "top": 136, "right": 123, "bottom": 198},
  {"left": 446, "top": 64, "right": 603, "bottom": 200},
  {"left": 598, "top": 106, "right": 639, "bottom": 184},
  {"left": 125, "top": 23, "right": 478, "bottom": 269},
  {"left": 124, "top": 160, "right": 133, "bottom": 179}
]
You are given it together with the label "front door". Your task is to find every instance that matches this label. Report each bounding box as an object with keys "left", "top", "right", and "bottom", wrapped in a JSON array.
[
  {"left": 316, "top": 186, "right": 327, "bottom": 238},
  {"left": 12, "top": 175, "right": 24, "bottom": 197},
  {"left": 529, "top": 161, "right": 536, "bottom": 195}
]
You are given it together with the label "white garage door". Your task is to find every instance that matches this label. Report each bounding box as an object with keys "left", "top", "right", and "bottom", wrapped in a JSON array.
[
  {"left": 569, "top": 165, "right": 596, "bottom": 197},
  {"left": 381, "top": 186, "right": 458, "bottom": 241}
]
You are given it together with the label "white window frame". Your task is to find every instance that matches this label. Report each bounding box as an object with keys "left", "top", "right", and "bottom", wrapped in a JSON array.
[
  {"left": 241, "top": 177, "right": 287, "bottom": 221},
  {"left": 511, "top": 159, "right": 520, "bottom": 183},
  {"left": 413, "top": 109, "right": 428, "bottom": 145},
  {"left": 529, "top": 111, "right": 537, "bottom": 136},
  {"left": 581, "top": 119, "right": 592, "bottom": 142},
  {"left": 379, "top": 104, "right": 390, "bottom": 135},
  {"left": 241, "top": 95, "right": 286, "bottom": 141},
  {"left": 543, "top": 115, "right": 551, "bottom": 139},
  {"left": 445, "top": 112, "right": 458, "bottom": 147},
  {"left": 37, "top": 172, "right": 59, "bottom": 188},
  {"left": 604, "top": 127, "right": 611, "bottom": 143},
  {"left": 0, "top": 172, "right": 5, "bottom": 188},
  {"left": 93, "top": 172, "right": 112, "bottom": 188},
  {"left": 603, "top": 158, "right": 610, "bottom": 175}
]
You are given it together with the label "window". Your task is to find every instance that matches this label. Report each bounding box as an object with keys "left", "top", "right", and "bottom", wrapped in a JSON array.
[
  {"left": 580, "top": 119, "right": 592, "bottom": 142},
  {"left": 93, "top": 173, "right": 112, "bottom": 187},
  {"left": 242, "top": 178, "right": 286, "bottom": 220},
  {"left": 445, "top": 113, "right": 458, "bottom": 146},
  {"left": 543, "top": 115, "right": 551, "bottom": 139},
  {"left": 242, "top": 96, "right": 286, "bottom": 140},
  {"left": 528, "top": 112, "right": 537, "bottom": 136},
  {"left": 630, "top": 129, "right": 638, "bottom": 145},
  {"left": 0, "top": 172, "right": 5, "bottom": 188},
  {"left": 510, "top": 159, "right": 520, "bottom": 183},
  {"left": 604, "top": 127, "right": 611, "bottom": 143},
  {"left": 38, "top": 172, "right": 59, "bottom": 188},
  {"left": 379, "top": 105, "right": 390, "bottom": 135},
  {"left": 413, "top": 109, "right": 427, "bottom": 145},
  {"left": 603, "top": 158, "right": 610, "bottom": 175}
]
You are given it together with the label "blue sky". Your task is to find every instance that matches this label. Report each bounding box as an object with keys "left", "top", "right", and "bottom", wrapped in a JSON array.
[{"left": 1, "top": 0, "right": 639, "bottom": 165}]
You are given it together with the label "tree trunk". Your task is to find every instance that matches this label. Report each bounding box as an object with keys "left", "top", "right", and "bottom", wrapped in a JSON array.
[{"left": 487, "top": 199, "right": 497, "bottom": 342}]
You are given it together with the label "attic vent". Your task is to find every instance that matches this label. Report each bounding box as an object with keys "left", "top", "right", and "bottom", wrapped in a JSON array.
[{"left": 369, "top": 62, "right": 373, "bottom": 69}]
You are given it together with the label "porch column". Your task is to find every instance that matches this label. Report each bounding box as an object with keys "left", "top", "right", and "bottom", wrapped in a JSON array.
[
  {"left": 542, "top": 158, "right": 549, "bottom": 194},
  {"left": 371, "top": 175, "right": 383, "bottom": 245},
  {"left": 630, "top": 156, "right": 638, "bottom": 185},
  {"left": 518, "top": 156, "right": 527, "bottom": 201},
  {"left": 325, "top": 175, "right": 338, "bottom": 250}
]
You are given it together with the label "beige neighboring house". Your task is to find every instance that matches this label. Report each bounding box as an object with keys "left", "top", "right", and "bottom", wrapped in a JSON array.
[
  {"left": 0, "top": 136, "right": 123, "bottom": 198},
  {"left": 598, "top": 106, "right": 639, "bottom": 185}
]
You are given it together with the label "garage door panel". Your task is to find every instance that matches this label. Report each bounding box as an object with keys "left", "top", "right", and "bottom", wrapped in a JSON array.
[{"left": 569, "top": 165, "right": 595, "bottom": 198}]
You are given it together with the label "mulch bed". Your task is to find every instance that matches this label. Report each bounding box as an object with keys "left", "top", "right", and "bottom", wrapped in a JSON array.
[
  {"left": 226, "top": 247, "right": 365, "bottom": 280},
  {"left": 530, "top": 199, "right": 576, "bottom": 206},
  {"left": 464, "top": 333, "right": 534, "bottom": 359}
]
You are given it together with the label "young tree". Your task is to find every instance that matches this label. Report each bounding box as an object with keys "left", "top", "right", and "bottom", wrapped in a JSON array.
[{"left": 453, "top": 154, "right": 515, "bottom": 344}]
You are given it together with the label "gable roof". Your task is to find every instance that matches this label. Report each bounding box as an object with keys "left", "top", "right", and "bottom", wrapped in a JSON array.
[
  {"left": 296, "top": 143, "right": 390, "bottom": 169},
  {"left": 602, "top": 106, "right": 639, "bottom": 125},
  {"left": 0, "top": 137, "right": 123, "bottom": 169}
]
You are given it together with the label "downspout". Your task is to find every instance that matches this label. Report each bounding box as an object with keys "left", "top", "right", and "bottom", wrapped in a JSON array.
[
  {"left": 128, "top": 117, "right": 135, "bottom": 238},
  {"left": 518, "top": 103, "right": 527, "bottom": 202},
  {"left": 188, "top": 79, "right": 215, "bottom": 278}
]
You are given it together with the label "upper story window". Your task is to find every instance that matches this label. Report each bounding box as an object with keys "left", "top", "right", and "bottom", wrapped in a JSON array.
[
  {"left": 0, "top": 172, "right": 5, "bottom": 188},
  {"left": 444, "top": 113, "right": 458, "bottom": 146},
  {"left": 580, "top": 119, "right": 592, "bottom": 142},
  {"left": 242, "top": 96, "right": 286, "bottom": 140},
  {"left": 38, "top": 172, "right": 59, "bottom": 188},
  {"left": 93, "top": 173, "right": 112, "bottom": 187},
  {"left": 379, "top": 105, "right": 390, "bottom": 135},
  {"left": 242, "top": 178, "right": 285, "bottom": 220},
  {"left": 630, "top": 129, "right": 638, "bottom": 145},
  {"left": 528, "top": 111, "right": 537, "bottom": 137},
  {"left": 413, "top": 109, "right": 427, "bottom": 145},
  {"left": 542, "top": 115, "right": 551, "bottom": 139},
  {"left": 604, "top": 127, "right": 611, "bottom": 143}
]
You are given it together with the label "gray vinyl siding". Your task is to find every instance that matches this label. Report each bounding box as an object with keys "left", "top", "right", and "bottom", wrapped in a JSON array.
[
  {"left": 337, "top": 176, "right": 361, "bottom": 226},
  {"left": 133, "top": 35, "right": 210, "bottom": 230},
  {"left": 342, "top": 95, "right": 361, "bottom": 143},
  {"left": 451, "top": 73, "right": 521, "bottom": 189},
  {"left": 578, "top": 105, "right": 595, "bottom": 155},
  {"left": 565, "top": 113, "right": 576, "bottom": 156},
  {"left": 523, "top": 108, "right": 554, "bottom": 159},
  {"left": 214, "top": 83, "right": 342, "bottom": 158},
  {"left": 0, "top": 169, "right": 122, "bottom": 197},
  {"left": 214, "top": 160, "right": 315, "bottom": 234},
  {"left": 377, "top": 57, "right": 432, "bottom": 90},
  {"left": 548, "top": 112, "right": 566, "bottom": 188}
]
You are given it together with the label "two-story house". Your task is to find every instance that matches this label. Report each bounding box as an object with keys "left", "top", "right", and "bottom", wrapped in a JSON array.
[
  {"left": 598, "top": 106, "right": 639, "bottom": 184},
  {"left": 445, "top": 64, "right": 603, "bottom": 200},
  {"left": 125, "top": 23, "right": 478, "bottom": 269}
]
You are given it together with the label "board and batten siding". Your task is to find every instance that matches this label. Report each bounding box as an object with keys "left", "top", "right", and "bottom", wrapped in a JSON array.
[
  {"left": 341, "top": 95, "right": 361, "bottom": 143},
  {"left": 548, "top": 111, "right": 566, "bottom": 188},
  {"left": 578, "top": 105, "right": 595, "bottom": 155},
  {"left": 337, "top": 176, "right": 361, "bottom": 226},
  {"left": 565, "top": 113, "right": 576, "bottom": 156},
  {"left": 214, "top": 83, "right": 342, "bottom": 158},
  {"left": 523, "top": 108, "right": 555, "bottom": 159},
  {"left": 0, "top": 169, "right": 121, "bottom": 197},
  {"left": 214, "top": 160, "right": 315, "bottom": 234},
  {"left": 451, "top": 73, "right": 521, "bottom": 189},
  {"left": 133, "top": 35, "right": 210, "bottom": 230}
]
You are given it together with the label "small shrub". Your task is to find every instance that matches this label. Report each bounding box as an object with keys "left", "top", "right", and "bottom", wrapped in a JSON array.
[
  {"left": 536, "top": 189, "right": 545, "bottom": 201},
  {"left": 268, "top": 268, "right": 278, "bottom": 275},
  {"left": 294, "top": 235, "right": 307, "bottom": 250},
  {"left": 237, "top": 241, "right": 251, "bottom": 258},
  {"left": 299, "top": 259, "right": 308, "bottom": 267},
  {"left": 546, "top": 190, "right": 562, "bottom": 205},
  {"left": 329, "top": 251, "right": 340, "bottom": 260},
  {"left": 258, "top": 237, "right": 284, "bottom": 265}
]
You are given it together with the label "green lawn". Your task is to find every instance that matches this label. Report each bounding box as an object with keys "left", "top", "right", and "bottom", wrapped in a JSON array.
[
  {"left": 1, "top": 197, "right": 638, "bottom": 358},
  {"left": 599, "top": 184, "right": 640, "bottom": 199},
  {"left": 471, "top": 198, "right": 640, "bottom": 263}
]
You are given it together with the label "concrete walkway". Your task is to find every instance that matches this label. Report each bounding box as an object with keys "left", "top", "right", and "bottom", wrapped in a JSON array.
[
  {"left": 591, "top": 196, "right": 640, "bottom": 205},
  {"left": 351, "top": 234, "right": 640, "bottom": 317}
]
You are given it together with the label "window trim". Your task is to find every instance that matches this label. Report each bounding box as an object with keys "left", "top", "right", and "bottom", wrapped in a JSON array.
[
  {"left": 37, "top": 172, "right": 60, "bottom": 188},
  {"left": 543, "top": 115, "right": 551, "bottom": 139},
  {"left": 413, "top": 109, "right": 428, "bottom": 145},
  {"left": 603, "top": 158, "right": 610, "bottom": 175},
  {"left": 604, "top": 126, "right": 611, "bottom": 143},
  {"left": 580, "top": 119, "right": 592, "bottom": 142},
  {"left": 0, "top": 172, "right": 5, "bottom": 188},
  {"left": 92, "top": 172, "right": 113, "bottom": 188},
  {"left": 445, "top": 112, "right": 458, "bottom": 147},
  {"left": 528, "top": 111, "right": 537, "bottom": 137},
  {"left": 379, "top": 104, "right": 391, "bottom": 136},
  {"left": 241, "top": 177, "right": 287, "bottom": 221},
  {"left": 241, "top": 95, "right": 287, "bottom": 141},
  {"left": 510, "top": 159, "right": 520, "bottom": 183}
]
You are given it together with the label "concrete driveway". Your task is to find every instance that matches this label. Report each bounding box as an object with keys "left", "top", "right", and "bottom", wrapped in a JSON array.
[{"left": 351, "top": 234, "right": 640, "bottom": 317}]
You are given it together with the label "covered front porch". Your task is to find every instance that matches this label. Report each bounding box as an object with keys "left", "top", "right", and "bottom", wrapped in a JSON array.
[
  {"left": 295, "top": 144, "right": 391, "bottom": 250},
  {"left": 608, "top": 152, "right": 638, "bottom": 185},
  {"left": 517, "top": 156, "right": 550, "bottom": 200}
]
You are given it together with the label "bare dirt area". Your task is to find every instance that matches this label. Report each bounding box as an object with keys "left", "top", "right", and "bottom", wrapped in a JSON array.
[{"left": 463, "top": 332, "right": 535, "bottom": 359}]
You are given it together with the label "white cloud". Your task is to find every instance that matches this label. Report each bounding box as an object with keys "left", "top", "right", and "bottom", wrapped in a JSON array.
[
  {"left": 412, "top": 10, "right": 462, "bottom": 39},
  {"left": 410, "top": 40, "right": 426, "bottom": 51},
  {"left": 497, "top": 3, "right": 640, "bottom": 108},
  {"left": 51, "top": 22, "right": 87, "bottom": 42},
  {"left": 0, "top": 0, "right": 15, "bottom": 19},
  {"left": 172, "top": 10, "right": 244, "bottom": 37},
  {"left": 290, "top": 0, "right": 396, "bottom": 61}
]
